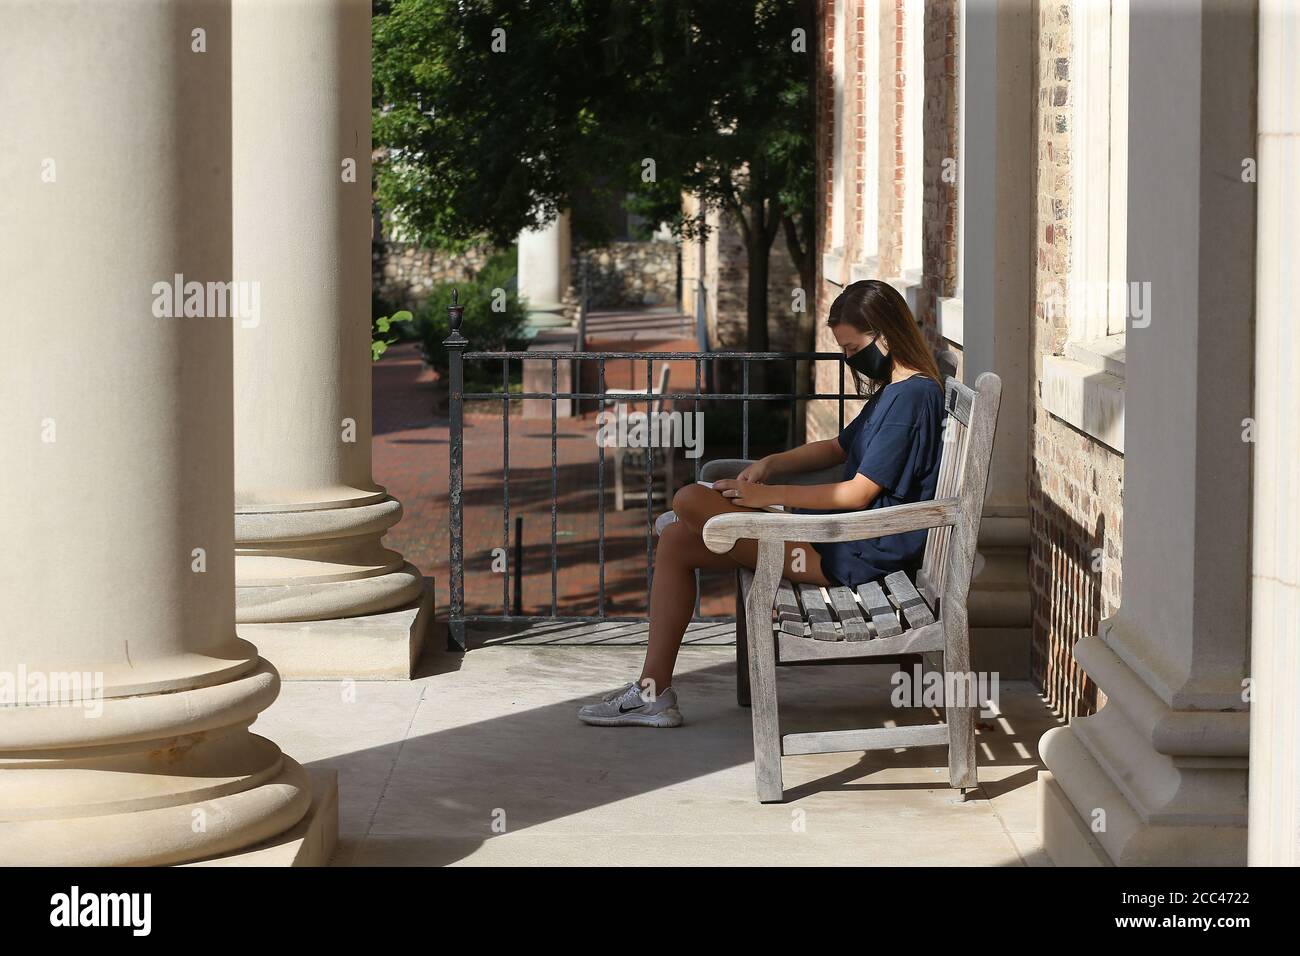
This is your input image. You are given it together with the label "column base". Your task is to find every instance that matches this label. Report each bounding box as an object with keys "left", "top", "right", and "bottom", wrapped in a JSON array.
[
  {"left": 525, "top": 304, "right": 571, "bottom": 329},
  {"left": 968, "top": 513, "right": 1032, "bottom": 680},
  {"left": 1037, "top": 624, "right": 1250, "bottom": 867},
  {"left": 0, "top": 660, "right": 321, "bottom": 867},
  {"left": 238, "top": 579, "right": 433, "bottom": 679},
  {"left": 235, "top": 496, "right": 423, "bottom": 624},
  {"left": 236, "top": 562, "right": 424, "bottom": 625},
  {"left": 1037, "top": 770, "right": 1112, "bottom": 866},
  {"left": 187, "top": 769, "right": 338, "bottom": 867}
]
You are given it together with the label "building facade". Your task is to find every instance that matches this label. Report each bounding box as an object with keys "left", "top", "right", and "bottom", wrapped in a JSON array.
[
  {"left": 813, "top": 0, "right": 1299, "bottom": 865},
  {"left": 680, "top": 192, "right": 805, "bottom": 352},
  {"left": 2, "top": 0, "right": 1297, "bottom": 869}
]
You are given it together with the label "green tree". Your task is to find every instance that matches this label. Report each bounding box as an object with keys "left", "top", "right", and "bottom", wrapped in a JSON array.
[
  {"left": 616, "top": 0, "right": 817, "bottom": 357},
  {"left": 373, "top": 0, "right": 637, "bottom": 249},
  {"left": 373, "top": 0, "right": 816, "bottom": 359}
]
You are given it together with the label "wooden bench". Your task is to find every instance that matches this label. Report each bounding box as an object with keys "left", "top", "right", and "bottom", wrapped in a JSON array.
[{"left": 700, "top": 371, "right": 1001, "bottom": 802}]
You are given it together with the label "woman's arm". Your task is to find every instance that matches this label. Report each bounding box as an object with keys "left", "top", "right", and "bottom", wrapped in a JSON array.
[
  {"left": 739, "top": 438, "right": 846, "bottom": 483},
  {"left": 714, "top": 473, "right": 882, "bottom": 512}
]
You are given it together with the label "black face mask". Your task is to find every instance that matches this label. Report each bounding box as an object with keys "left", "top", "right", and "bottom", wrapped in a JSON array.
[{"left": 845, "top": 340, "right": 892, "bottom": 380}]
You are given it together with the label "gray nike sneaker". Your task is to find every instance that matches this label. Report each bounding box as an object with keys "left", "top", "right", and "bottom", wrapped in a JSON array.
[{"left": 577, "top": 681, "right": 683, "bottom": 728}]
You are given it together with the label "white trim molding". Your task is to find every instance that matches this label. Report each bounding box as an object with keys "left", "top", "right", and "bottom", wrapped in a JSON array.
[
  {"left": 822, "top": 249, "right": 848, "bottom": 288},
  {"left": 860, "top": 0, "right": 881, "bottom": 263},
  {"left": 1042, "top": 335, "right": 1126, "bottom": 453},
  {"left": 901, "top": 0, "right": 925, "bottom": 276},
  {"left": 937, "top": 295, "right": 964, "bottom": 347},
  {"left": 1070, "top": 0, "right": 1129, "bottom": 342},
  {"left": 849, "top": 255, "right": 880, "bottom": 284},
  {"left": 829, "top": 0, "right": 848, "bottom": 256},
  {"left": 888, "top": 269, "right": 925, "bottom": 326}
]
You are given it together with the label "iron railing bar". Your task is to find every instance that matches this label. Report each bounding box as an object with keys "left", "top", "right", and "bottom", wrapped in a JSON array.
[
  {"left": 463, "top": 391, "right": 854, "bottom": 401},
  {"left": 460, "top": 614, "right": 738, "bottom": 625},
  {"left": 742, "top": 359, "right": 749, "bottom": 460},
  {"left": 464, "top": 350, "right": 844, "bottom": 361},
  {"left": 444, "top": 293, "right": 467, "bottom": 651},
  {"left": 502, "top": 356, "right": 510, "bottom": 615},
  {"left": 693, "top": 358, "right": 703, "bottom": 482},
  {"left": 645, "top": 359, "right": 653, "bottom": 618},
  {"left": 839, "top": 360, "right": 846, "bottom": 432},
  {"left": 550, "top": 357, "right": 558, "bottom": 617},
  {"left": 693, "top": 357, "right": 702, "bottom": 618},
  {"left": 597, "top": 357, "right": 606, "bottom": 617}
]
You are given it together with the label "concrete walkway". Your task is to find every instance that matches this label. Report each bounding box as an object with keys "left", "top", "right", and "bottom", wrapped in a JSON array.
[
  {"left": 257, "top": 640, "right": 1059, "bottom": 866},
  {"left": 335, "top": 320, "right": 1060, "bottom": 866}
]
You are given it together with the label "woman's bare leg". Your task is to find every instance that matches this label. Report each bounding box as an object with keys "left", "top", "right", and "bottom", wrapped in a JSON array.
[
  {"left": 672, "top": 483, "right": 834, "bottom": 583},
  {"left": 640, "top": 520, "right": 734, "bottom": 694},
  {"left": 639, "top": 484, "right": 833, "bottom": 694}
]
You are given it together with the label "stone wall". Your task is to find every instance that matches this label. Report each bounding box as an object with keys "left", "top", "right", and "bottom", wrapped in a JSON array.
[
  {"left": 574, "top": 240, "right": 679, "bottom": 308},
  {"left": 372, "top": 241, "right": 495, "bottom": 313},
  {"left": 373, "top": 238, "right": 680, "bottom": 315}
]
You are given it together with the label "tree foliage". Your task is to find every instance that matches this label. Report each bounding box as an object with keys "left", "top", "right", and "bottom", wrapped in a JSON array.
[
  {"left": 373, "top": 0, "right": 816, "bottom": 351},
  {"left": 374, "top": 0, "right": 647, "bottom": 249}
]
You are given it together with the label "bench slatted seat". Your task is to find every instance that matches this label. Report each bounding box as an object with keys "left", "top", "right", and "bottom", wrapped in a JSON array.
[
  {"left": 885, "top": 570, "right": 936, "bottom": 629},
  {"left": 855, "top": 580, "right": 902, "bottom": 637},
  {"left": 826, "top": 586, "right": 870, "bottom": 641},
  {"left": 773, "top": 580, "right": 804, "bottom": 635},
  {"left": 796, "top": 583, "right": 836, "bottom": 640},
  {"left": 700, "top": 371, "right": 1001, "bottom": 803},
  {"left": 742, "top": 571, "right": 933, "bottom": 645}
]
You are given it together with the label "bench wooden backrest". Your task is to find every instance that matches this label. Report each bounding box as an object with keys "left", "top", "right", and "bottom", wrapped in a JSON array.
[{"left": 917, "top": 373, "right": 1000, "bottom": 616}]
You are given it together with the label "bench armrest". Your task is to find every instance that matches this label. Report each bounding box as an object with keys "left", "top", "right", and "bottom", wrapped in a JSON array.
[{"left": 701, "top": 497, "right": 962, "bottom": 554}]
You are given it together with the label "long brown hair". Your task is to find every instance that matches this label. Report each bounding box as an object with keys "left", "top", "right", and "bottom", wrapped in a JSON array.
[{"left": 827, "top": 280, "right": 942, "bottom": 396}]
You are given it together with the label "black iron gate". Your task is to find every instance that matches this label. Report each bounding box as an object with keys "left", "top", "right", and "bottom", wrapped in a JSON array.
[{"left": 442, "top": 291, "right": 857, "bottom": 650}]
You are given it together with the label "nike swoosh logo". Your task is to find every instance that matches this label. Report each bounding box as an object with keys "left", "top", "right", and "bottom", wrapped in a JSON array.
[{"left": 619, "top": 700, "right": 648, "bottom": 713}]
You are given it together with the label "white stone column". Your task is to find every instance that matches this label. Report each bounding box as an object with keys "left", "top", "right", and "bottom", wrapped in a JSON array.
[
  {"left": 231, "top": 0, "right": 429, "bottom": 677},
  {"left": 1247, "top": 0, "right": 1300, "bottom": 867},
  {"left": 958, "top": 0, "right": 1034, "bottom": 676},
  {"left": 0, "top": 0, "right": 333, "bottom": 865},
  {"left": 517, "top": 210, "right": 572, "bottom": 327},
  {"left": 1039, "top": 0, "right": 1255, "bottom": 865}
]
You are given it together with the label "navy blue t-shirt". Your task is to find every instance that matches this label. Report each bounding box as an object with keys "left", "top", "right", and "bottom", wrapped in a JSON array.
[{"left": 810, "top": 375, "right": 945, "bottom": 587}]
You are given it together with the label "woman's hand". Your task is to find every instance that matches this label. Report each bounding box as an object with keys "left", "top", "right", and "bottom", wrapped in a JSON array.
[
  {"left": 736, "top": 457, "right": 774, "bottom": 484},
  {"left": 712, "top": 478, "right": 783, "bottom": 509}
]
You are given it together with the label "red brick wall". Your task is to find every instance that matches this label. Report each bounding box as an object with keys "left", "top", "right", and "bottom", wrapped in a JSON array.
[
  {"left": 878, "top": 0, "right": 906, "bottom": 279},
  {"left": 811, "top": 0, "right": 908, "bottom": 440},
  {"left": 714, "top": 220, "right": 803, "bottom": 351},
  {"left": 918, "top": 0, "right": 959, "bottom": 354},
  {"left": 812, "top": 0, "right": 841, "bottom": 439},
  {"left": 1029, "top": 0, "right": 1122, "bottom": 719}
]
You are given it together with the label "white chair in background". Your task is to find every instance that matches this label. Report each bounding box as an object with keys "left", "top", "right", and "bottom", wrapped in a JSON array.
[{"left": 607, "top": 363, "right": 674, "bottom": 511}]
